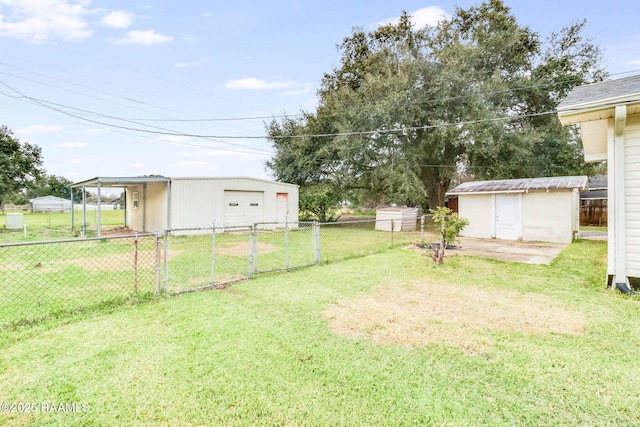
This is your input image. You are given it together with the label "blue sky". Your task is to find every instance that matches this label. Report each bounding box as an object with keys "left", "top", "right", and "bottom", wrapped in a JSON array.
[{"left": 0, "top": 0, "right": 638, "bottom": 187}]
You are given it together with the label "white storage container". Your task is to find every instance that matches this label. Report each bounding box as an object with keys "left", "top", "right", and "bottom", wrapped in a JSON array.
[{"left": 6, "top": 213, "right": 24, "bottom": 229}]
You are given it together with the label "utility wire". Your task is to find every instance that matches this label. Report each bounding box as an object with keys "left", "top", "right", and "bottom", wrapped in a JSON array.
[{"left": 0, "top": 81, "right": 273, "bottom": 155}]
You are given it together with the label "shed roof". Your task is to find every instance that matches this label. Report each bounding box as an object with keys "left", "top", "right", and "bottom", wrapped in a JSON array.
[
  {"left": 71, "top": 176, "right": 171, "bottom": 188},
  {"left": 447, "top": 176, "right": 588, "bottom": 195},
  {"left": 30, "top": 195, "right": 71, "bottom": 203}
]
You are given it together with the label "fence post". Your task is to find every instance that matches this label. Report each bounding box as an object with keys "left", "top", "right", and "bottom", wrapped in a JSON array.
[
  {"left": 285, "top": 218, "right": 289, "bottom": 270},
  {"left": 420, "top": 215, "right": 426, "bottom": 244},
  {"left": 248, "top": 225, "right": 254, "bottom": 279},
  {"left": 313, "top": 221, "right": 320, "bottom": 264},
  {"left": 162, "top": 231, "right": 169, "bottom": 293},
  {"left": 391, "top": 219, "right": 394, "bottom": 246},
  {"left": 154, "top": 230, "right": 161, "bottom": 295},
  {"left": 211, "top": 225, "right": 216, "bottom": 286},
  {"left": 133, "top": 233, "right": 139, "bottom": 296}
]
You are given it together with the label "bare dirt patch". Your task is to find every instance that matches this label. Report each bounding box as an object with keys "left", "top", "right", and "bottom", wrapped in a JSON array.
[
  {"left": 216, "top": 241, "right": 279, "bottom": 256},
  {"left": 323, "top": 281, "right": 586, "bottom": 354}
]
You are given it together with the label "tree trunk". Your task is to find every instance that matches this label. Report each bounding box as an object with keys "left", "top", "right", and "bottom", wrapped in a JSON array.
[{"left": 421, "top": 166, "right": 451, "bottom": 209}]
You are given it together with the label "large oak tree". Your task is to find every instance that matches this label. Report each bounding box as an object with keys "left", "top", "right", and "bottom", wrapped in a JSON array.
[{"left": 267, "top": 0, "right": 605, "bottom": 208}]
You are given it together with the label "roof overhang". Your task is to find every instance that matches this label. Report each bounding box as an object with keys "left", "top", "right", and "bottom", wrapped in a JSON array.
[
  {"left": 71, "top": 176, "right": 171, "bottom": 189},
  {"left": 558, "top": 96, "right": 640, "bottom": 126},
  {"left": 558, "top": 100, "right": 640, "bottom": 163}
]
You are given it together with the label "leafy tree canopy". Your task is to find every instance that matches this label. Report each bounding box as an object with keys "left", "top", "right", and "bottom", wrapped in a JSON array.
[
  {"left": 0, "top": 126, "right": 44, "bottom": 206},
  {"left": 266, "top": 0, "right": 606, "bottom": 208}
]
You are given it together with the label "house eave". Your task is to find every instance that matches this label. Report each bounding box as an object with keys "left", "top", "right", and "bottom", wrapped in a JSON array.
[{"left": 558, "top": 97, "right": 640, "bottom": 125}]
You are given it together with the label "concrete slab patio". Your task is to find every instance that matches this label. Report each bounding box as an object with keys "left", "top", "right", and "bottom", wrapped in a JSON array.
[{"left": 446, "top": 237, "right": 569, "bottom": 264}]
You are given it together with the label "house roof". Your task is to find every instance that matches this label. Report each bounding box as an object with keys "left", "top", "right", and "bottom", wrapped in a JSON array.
[
  {"left": 557, "top": 75, "right": 640, "bottom": 110},
  {"left": 580, "top": 189, "right": 607, "bottom": 200},
  {"left": 588, "top": 174, "right": 607, "bottom": 190},
  {"left": 447, "top": 176, "right": 588, "bottom": 195},
  {"left": 557, "top": 75, "right": 640, "bottom": 126}
]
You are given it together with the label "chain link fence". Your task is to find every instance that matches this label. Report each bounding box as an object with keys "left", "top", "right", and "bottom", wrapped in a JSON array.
[
  {"left": 1, "top": 219, "right": 433, "bottom": 325},
  {"left": 0, "top": 233, "right": 160, "bottom": 325}
]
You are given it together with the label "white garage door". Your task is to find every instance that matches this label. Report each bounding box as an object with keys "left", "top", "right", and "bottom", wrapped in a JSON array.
[{"left": 223, "top": 191, "right": 264, "bottom": 226}]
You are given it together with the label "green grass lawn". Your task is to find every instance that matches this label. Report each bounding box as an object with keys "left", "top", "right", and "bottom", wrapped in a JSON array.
[
  {"left": 581, "top": 225, "right": 608, "bottom": 233},
  {"left": 2, "top": 238, "right": 640, "bottom": 426},
  {"left": 0, "top": 210, "right": 125, "bottom": 243}
]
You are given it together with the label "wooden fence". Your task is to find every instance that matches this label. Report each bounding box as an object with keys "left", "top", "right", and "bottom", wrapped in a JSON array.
[{"left": 580, "top": 199, "right": 607, "bottom": 226}]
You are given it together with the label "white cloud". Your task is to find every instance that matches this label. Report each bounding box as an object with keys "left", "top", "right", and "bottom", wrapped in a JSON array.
[
  {"left": 56, "top": 142, "right": 88, "bottom": 148},
  {"left": 131, "top": 162, "right": 145, "bottom": 169},
  {"left": 173, "top": 56, "right": 209, "bottom": 68},
  {"left": 378, "top": 6, "right": 449, "bottom": 29},
  {"left": 281, "top": 87, "right": 310, "bottom": 96},
  {"left": 0, "top": 0, "right": 93, "bottom": 42},
  {"left": 16, "top": 124, "right": 63, "bottom": 135},
  {"left": 628, "top": 60, "right": 640, "bottom": 66},
  {"left": 170, "top": 161, "right": 213, "bottom": 169},
  {"left": 112, "top": 29, "right": 172, "bottom": 45},
  {"left": 225, "top": 78, "right": 295, "bottom": 90},
  {"left": 101, "top": 10, "right": 133, "bottom": 28}
]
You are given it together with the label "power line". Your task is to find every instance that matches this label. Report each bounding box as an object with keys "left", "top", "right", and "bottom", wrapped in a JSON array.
[{"left": 0, "top": 81, "right": 273, "bottom": 156}]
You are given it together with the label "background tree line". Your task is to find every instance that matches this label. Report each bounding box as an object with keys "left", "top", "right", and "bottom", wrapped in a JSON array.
[
  {"left": 266, "top": 0, "right": 606, "bottom": 217},
  {"left": 0, "top": 125, "right": 80, "bottom": 208}
]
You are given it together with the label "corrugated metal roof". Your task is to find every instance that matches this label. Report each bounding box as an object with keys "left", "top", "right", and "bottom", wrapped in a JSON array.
[{"left": 447, "top": 176, "right": 588, "bottom": 195}]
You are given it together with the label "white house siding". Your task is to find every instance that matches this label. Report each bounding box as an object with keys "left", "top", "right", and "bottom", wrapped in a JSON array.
[
  {"left": 522, "top": 191, "right": 575, "bottom": 243},
  {"left": 458, "top": 194, "right": 494, "bottom": 239},
  {"left": 625, "top": 115, "right": 640, "bottom": 278}
]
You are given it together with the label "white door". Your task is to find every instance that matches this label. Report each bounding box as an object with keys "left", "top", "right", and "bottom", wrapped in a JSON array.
[
  {"left": 223, "top": 191, "right": 264, "bottom": 226},
  {"left": 276, "top": 193, "right": 288, "bottom": 224},
  {"left": 495, "top": 194, "right": 521, "bottom": 240}
]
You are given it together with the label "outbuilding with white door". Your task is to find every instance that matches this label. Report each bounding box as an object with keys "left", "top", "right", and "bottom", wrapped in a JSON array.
[
  {"left": 71, "top": 176, "right": 299, "bottom": 235},
  {"left": 446, "top": 176, "right": 587, "bottom": 243}
]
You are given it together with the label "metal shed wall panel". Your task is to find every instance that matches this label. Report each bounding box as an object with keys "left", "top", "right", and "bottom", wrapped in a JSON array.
[
  {"left": 169, "top": 178, "right": 298, "bottom": 230},
  {"left": 458, "top": 194, "right": 493, "bottom": 239},
  {"left": 521, "top": 191, "right": 575, "bottom": 243},
  {"left": 124, "top": 182, "right": 168, "bottom": 232}
]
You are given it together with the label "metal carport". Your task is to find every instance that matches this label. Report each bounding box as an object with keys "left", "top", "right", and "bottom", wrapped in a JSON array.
[{"left": 70, "top": 176, "right": 171, "bottom": 237}]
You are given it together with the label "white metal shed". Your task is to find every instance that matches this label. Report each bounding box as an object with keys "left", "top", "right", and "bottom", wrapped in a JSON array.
[
  {"left": 71, "top": 176, "right": 299, "bottom": 236},
  {"left": 447, "top": 176, "right": 587, "bottom": 243},
  {"left": 30, "top": 195, "right": 72, "bottom": 213}
]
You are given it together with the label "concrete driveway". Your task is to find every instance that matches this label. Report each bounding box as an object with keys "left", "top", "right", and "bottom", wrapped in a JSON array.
[{"left": 447, "top": 237, "right": 569, "bottom": 264}]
